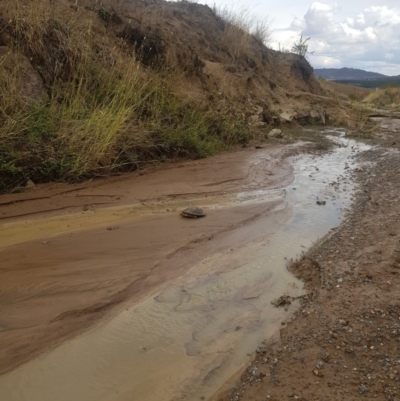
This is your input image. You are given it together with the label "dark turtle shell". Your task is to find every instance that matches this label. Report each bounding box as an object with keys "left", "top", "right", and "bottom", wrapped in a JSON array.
[{"left": 181, "top": 207, "right": 206, "bottom": 218}]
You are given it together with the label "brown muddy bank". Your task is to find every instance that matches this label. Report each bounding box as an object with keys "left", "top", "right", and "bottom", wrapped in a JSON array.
[
  {"left": 0, "top": 131, "right": 372, "bottom": 401},
  {"left": 0, "top": 146, "right": 293, "bottom": 375}
]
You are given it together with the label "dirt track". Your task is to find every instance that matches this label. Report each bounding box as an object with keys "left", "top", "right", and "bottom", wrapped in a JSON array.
[{"left": 218, "top": 117, "right": 400, "bottom": 401}]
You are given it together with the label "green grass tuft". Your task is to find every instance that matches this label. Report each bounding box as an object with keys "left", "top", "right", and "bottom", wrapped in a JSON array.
[{"left": 0, "top": 0, "right": 251, "bottom": 193}]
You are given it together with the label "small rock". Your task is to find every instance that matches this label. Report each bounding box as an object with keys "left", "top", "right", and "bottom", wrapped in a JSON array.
[
  {"left": 106, "top": 226, "right": 120, "bottom": 231},
  {"left": 268, "top": 129, "right": 283, "bottom": 139},
  {"left": 359, "top": 384, "right": 368, "bottom": 394},
  {"left": 272, "top": 295, "right": 291, "bottom": 307},
  {"left": 181, "top": 207, "right": 206, "bottom": 219},
  {"left": 310, "top": 109, "right": 326, "bottom": 125},
  {"left": 280, "top": 111, "right": 296, "bottom": 123},
  {"left": 316, "top": 200, "right": 326, "bottom": 206},
  {"left": 25, "top": 179, "right": 35, "bottom": 189}
]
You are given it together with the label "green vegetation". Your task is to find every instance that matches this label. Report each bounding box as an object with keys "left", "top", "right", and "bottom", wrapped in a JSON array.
[
  {"left": 291, "top": 35, "right": 313, "bottom": 58},
  {"left": 0, "top": 0, "right": 250, "bottom": 193}
]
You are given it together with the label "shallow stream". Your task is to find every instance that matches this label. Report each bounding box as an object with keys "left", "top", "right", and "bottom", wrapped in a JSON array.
[{"left": 0, "top": 133, "right": 371, "bottom": 401}]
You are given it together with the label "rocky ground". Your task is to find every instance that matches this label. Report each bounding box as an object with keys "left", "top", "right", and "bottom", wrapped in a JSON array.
[{"left": 218, "top": 117, "right": 400, "bottom": 401}]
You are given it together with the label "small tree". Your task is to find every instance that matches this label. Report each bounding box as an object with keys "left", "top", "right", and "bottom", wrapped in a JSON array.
[{"left": 291, "top": 35, "right": 313, "bottom": 58}]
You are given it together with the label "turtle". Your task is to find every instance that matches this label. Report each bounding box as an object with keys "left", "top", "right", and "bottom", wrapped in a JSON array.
[{"left": 180, "top": 207, "right": 206, "bottom": 219}]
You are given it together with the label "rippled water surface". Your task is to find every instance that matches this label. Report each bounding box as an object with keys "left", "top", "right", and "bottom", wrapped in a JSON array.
[{"left": 0, "top": 134, "right": 371, "bottom": 401}]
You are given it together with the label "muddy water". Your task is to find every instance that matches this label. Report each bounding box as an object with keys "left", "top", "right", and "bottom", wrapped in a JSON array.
[{"left": 0, "top": 134, "right": 370, "bottom": 401}]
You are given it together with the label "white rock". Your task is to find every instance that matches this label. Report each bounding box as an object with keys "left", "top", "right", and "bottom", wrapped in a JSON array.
[
  {"left": 280, "top": 111, "right": 296, "bottom": 122},
  {"left": 25, "top": 179, "right": 35, "bottom": 189},
  {"left": 268, "top": 129, "right": 283, "bottom": 139}
]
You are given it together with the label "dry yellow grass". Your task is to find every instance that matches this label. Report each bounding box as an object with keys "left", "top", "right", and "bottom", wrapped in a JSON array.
[
  {"left": 362, "top": 87, "right": 400, "bottom": 110},
  {"left": 212, "top": 4, "right": 272, "bottom": 59},
  {"left": 0, "top": 0, "right": 250, "bottom": 192},
  {"left": 318, "top": 78, "right": 371, "bottom": 103}
]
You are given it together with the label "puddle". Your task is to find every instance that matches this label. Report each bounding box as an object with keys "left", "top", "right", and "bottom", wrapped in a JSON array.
[{"left": 0, "top": 134, "right": 371, "bottom": 401}]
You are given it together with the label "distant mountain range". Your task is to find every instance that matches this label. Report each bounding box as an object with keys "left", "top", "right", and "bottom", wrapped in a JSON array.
[{"left": 314, "top": 68, "right": 399, "bottom": 81}]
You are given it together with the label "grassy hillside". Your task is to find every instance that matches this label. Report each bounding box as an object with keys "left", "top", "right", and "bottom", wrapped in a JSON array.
[
  {"left": 318, "top": 79, "right": 371, "bottom": 102},
  {"left": 363, "top": 87, "right": 400, "bottom": 110},
  {"left": 0, "top": 0, "right": 325, "bottom": 193}
]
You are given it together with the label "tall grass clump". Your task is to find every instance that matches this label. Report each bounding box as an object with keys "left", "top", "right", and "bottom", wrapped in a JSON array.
[
  {"left": 345, "top": 102, "right": 378, "bottom": 138},
  {"left": 0, "top": 0, "right": 251, "bottom": 192},
  {"left": 363, "top": 87, "right": 400, "bottom": 110},
  {"left": 211, "top": 4, "right": 272, "bottom": 58}
]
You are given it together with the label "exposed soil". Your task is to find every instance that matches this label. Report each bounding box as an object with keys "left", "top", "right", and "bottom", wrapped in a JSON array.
[
  {"left": 0, "top": 144, "right": 294, "bottom": 376},
  {"left": 1, "top": 117, "right": 399, "bottom": 400},
  {"left": 217, "top": 118, "right": 400, "bottom": 401}
]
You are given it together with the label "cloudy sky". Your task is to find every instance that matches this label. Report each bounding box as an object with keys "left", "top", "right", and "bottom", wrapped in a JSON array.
[{"left": 197, "top": 1, "right": 400, "bottom": 75}]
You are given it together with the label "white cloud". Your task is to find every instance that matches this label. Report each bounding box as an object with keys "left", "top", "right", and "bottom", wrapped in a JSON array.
[
  {"left": 280, "top": 2, "right": 400, "bottom": 74},
  {"left": 197, "top": 0, "right": 400, "bottom": 74},
  {"left": 291, "top": 17, "right": 306, "bottom": 30},
  {"left": 311, "top": 55, "right": 341, "bottom": 67},
  {"left": 303, "top": 2, "right": 338, "bottom": 36},
  {"left": 364, "top": 6, "right": 400, "bottom": 25},
  {"left": 355, "top": 13, "right": 365, "bottom": 27}
]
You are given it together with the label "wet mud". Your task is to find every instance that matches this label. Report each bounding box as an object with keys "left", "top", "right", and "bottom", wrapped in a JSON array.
[
  {"left": 216, "top": 117, "right": 400, "bottom": 401},
  {"left": 0, "top": 134, "right": 371, "bottom": 400}
]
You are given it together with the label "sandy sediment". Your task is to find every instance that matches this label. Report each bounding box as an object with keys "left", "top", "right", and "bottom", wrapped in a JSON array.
[{"left": 0, "top": 146, "right": 293, "bottom": 376}]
